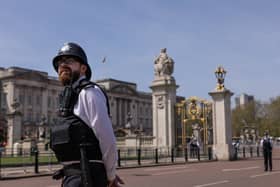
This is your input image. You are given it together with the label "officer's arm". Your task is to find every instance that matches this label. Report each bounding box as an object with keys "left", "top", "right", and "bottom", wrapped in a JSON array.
[{"left": 260, "top": 139, "right": 264, "bottom": 147}]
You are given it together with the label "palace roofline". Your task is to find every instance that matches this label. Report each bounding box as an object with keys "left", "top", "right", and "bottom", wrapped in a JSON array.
[{"left": 95, "top": 78, "right": 137, "bottom": 86}]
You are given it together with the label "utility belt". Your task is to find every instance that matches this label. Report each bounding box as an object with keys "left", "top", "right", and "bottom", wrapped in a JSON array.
[{"left": 53, "top": 161, "right": 105, "bottom": 180}]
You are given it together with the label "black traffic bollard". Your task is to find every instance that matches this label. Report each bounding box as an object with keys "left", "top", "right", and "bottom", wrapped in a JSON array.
[
  {"left": 257, "top": 146, "right": 260, "bottom": 157},
  {"left": 197, "top": 148, "right": 200, "bottom": 161},
  {"left": 0, "top": 151, "right": 2, "bottom": 179},
  {"left": 250, "top": 147, "right": 253, "bottom": 157},
  {"left": 184, "top": 147, "right": 188, "bottom": 162},
  {"left": 155, "top": 148, "right": 158, "bottom": 164},
  {"left": 171, "top": 148, "right": 174, "bottom": 163},
  {"left": 44, "top": 143, "right": 49, "bottom": 151},
  {"left": 34, "top": 150, "right": 39, "bottom": 173},
  {"left": 243, "top": 147, "right": 246, "bottom": 158},
  {"left": 137, "top": 149, "right": 141, "bottom": 165},
  {"left": 208, "top": 147, "right": 212, "bottom": 160},
  {"left": 117, "top": 149, "right": 121, "bottom": 167},
  {"left": 234, "top": 147, "right": 238, "bottom": 160}
]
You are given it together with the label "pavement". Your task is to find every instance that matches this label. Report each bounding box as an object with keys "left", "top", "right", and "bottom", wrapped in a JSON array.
[
  {"left": 2, "top": 146, "right": 277, "bottom": 180},
  {"left": 2, "top": 156, "right": 280, "bottom": 187},
  {"left": 0, "top": 157, "right": 211, "bottom": 180}
]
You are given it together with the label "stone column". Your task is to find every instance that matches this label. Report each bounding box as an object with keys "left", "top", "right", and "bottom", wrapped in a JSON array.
[
  {"left": 150, "top": 48, "right": 177, "bottom": 149},
  {"left": 150, "top": 77, "right": 177, "bottom": 148},
  {"left": 117, "top": 98, "right": 121, "bottom": 127},
  {"left": 208, "top": 89, "right": 234, "bottom": 160},
  {"left": 6, "top": 112, "right": 22, "bottom": 154},
  {"left": 41, "top": 87, "right": 48, "bottom": 115}
]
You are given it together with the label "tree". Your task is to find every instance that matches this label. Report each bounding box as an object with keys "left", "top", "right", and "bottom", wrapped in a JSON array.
[
  {"left": 265, "top": 96, "right": 280, "bottom": 137},
  {"left": 231, "top": 101, "right": 259, "bottom": 137},
  {"left": 232, "top": 97, "right": 280, "bottom": 138}
]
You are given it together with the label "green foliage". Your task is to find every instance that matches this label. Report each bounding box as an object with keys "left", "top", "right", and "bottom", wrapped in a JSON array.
[
  {"left": 1, "top": 155, "right": 58, "bottom": 166},
  {"left": 232, "top": 97, "right": 280, "bottom": 137},
  {"left": 265, "top": 96, "right": 280, "bottom": 137},
  {"left": 232, "top": 102, "right": 257, "bottom": 137}
]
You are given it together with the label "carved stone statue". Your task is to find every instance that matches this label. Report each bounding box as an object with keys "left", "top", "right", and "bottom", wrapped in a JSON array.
[
  {"left": 38, "top": 126, "right": 45, "bottom": 140},
  {"left": 125, "top": 112, "right": 133, "bottom": 129},
  {"left": 192, "top": 123, "right": 202, "bottom": 146},
  {"left": 124, "top": 112, "right": 133, "bottom": 136},
  {"left": 154, "top": 48, "right": 174, "bottom": 77},
  {"left": 11, "top": 99, "right": 20, "bottom": 113}
]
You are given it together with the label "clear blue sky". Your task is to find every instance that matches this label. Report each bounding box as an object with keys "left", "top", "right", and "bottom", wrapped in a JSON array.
[{"left": 1, "top": 0, "right": 280, "bottom": 102}]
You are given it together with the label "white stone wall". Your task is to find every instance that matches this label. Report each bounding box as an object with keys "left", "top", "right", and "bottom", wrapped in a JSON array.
[
  {"left": 151, "top": 76, "right": 177, "bottom": 148},
  {"left": 209, "top": 89, "right": 234, "bottom": 160}
]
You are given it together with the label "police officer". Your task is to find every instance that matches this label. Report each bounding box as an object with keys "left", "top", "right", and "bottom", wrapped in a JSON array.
[
  {"left": 261, "top": 131, "right": 273, "bottom": 172},
  {"left": 51, "top": 42, "right": 124, "bottom": 187}
]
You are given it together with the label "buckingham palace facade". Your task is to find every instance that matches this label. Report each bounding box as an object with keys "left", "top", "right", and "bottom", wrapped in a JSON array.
[{"left": 0, "top": 66, "right": 153, "bottom": 149}]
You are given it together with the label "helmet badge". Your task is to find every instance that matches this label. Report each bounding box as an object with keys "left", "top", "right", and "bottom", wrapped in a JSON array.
[{"left": 61, "top": 44, "right": 71, "bottom": 52}]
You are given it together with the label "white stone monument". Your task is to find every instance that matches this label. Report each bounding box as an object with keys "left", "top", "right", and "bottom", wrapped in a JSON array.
[
  {"left": 150, "top": 48, "right": 178, "bottom": 148},
  {"left": 208, "top": 66, "right": 234, "bottom": 160},
  {"left": 6, "top": 99, "right": 22, "bottom": 154}
]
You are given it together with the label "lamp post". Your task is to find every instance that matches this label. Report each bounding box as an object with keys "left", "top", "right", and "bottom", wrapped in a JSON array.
[
  {"left": 134, "top": 124, "right": 143, "bottom": 165},
  {"left": 135, "top": 124, "right": 143, "bottom": 150},
  {"left": 215, "top": 66, "right": 227, "bottom": 91},
  {"left": 139, "top": 124, "right": 143, "bottom": 150}
]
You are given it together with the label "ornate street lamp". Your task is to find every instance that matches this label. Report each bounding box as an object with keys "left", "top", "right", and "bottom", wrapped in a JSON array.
[{"left": 215, "top": 66, "right": 227, "bottom": 91}]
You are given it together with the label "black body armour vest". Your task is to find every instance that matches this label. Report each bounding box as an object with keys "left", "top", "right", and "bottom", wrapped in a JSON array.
[
  {"left": 263, "top": 138, "right": 272, "bottom": 151},
  {"left": 50, "top": 80, "right": 110, "bottom": 162}
]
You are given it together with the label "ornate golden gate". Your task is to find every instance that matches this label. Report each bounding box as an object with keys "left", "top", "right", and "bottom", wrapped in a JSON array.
[{"left": 175, "top": 96, "right": 213, "bottom": 152}]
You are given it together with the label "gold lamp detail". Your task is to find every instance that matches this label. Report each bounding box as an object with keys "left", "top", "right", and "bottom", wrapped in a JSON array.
[{"left": 215, "top": 66, "right": 227, "bottom": 91}]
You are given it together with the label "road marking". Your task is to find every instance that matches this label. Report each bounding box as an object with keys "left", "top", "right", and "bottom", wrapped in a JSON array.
[
  {"left": 222, "top": 166, "right": 260, "bottom": 172},
  {"left": 193, "top": 180, "right": 229, "bottom": 187},
  {"left": 145, "top": 165, "right": 189, "bottom": 171},
  {"left": 152, "top": 169, "right": 196, "bottom": 176},
  {"left": 250, "top": 171, "right": 280, "bottom": 178}
]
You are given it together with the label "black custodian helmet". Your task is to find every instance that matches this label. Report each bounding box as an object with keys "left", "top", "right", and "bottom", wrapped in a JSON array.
[{"left": 52, "top": 42, "right": 92, "bottom": 80}]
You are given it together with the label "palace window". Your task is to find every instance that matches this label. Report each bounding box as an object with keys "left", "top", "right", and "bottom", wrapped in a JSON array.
[
  {"left": 19, "top": 94, "right": 25, "bottom": 105},
  {"left": 28, "top": 95, "right": 32, "bottom": 105},
  {"left": 36, "top": 95, "right": 41, "bottom": 105},
  {"left": 48, "top": 96, "right": 51, "bottom": 108},
  {"left": 1, "top": 93, "right": 7, "bottom": 108}
]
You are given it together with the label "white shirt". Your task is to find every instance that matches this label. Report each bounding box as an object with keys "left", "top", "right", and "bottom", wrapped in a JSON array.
[
  {"left": 73, "top": 77, "right": 117, "bottom": 181},
  {"left": 260, "top": 136, "right": 273, "bottom": 149}
]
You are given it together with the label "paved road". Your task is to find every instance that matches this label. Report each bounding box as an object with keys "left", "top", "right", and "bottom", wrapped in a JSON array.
[
  {"left": 2, "top": 148, "right": 280, "bottom": 187},
  {"left": 1, "top": 158, "right": 280, "bottom": 187}
]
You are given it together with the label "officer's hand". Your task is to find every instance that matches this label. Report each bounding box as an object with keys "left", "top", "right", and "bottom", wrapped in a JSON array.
[{"left": 109, "top": 175, "right": 125, "bottom": 187}]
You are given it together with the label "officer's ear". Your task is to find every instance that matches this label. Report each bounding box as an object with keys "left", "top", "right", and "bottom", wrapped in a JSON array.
[{"left": 80, "top": 64, "right": 87, "bottom": 74}]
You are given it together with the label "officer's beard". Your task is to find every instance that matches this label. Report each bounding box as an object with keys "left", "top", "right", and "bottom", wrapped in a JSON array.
[{"left": 59, "top": 68, "right": 80, "bottom": 86}]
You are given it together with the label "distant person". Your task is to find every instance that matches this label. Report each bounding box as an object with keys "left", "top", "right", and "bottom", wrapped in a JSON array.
[
  {"left": 190, "top": 135, "right": 200, "bottom": 159},
  {"left": 233, "top": 140, "right": 240, "bottom": 160},
  {"left": 50, "top": 42, "right": 124, "bottom": 187},
  {"left": 233, "top": 139, "right": 240, "bottom": 149},
  {"left": 261, "top": 131, "right": 273, "bottom": 171}
]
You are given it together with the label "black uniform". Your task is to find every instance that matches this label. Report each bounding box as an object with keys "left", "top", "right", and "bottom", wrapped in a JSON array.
[
  {"left": 262, "top": 136, "right": 272, "bottom": 171},
  {"left": 51, "top": 42, "right": 117, "bottom": 187},
  {"left": 51, "top": 80, "right": 110, "bottom": 187}
]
